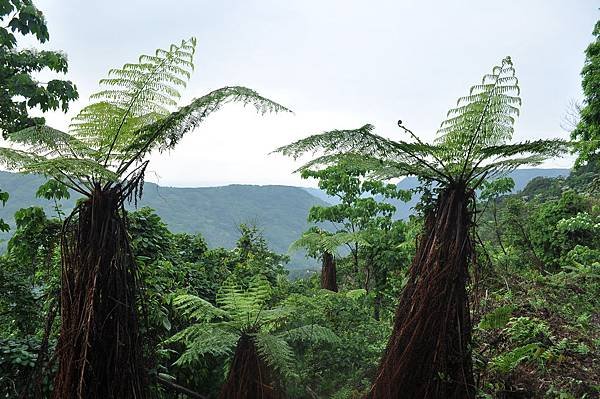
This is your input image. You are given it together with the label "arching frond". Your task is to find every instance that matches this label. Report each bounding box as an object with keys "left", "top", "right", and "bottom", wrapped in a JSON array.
[
  {"left": 476, "top": 139, "right": 570, "bottom": 160},
  {"left": 217, "top": 275, "right": 272, "bottom": 327},
  {"left": 166, "top": 324, "right": 237, "bottom": 366},
  {"left": 0, "top": 147, "right": 44, "bottom": 170},
  {"left": 118, "top": 86, "right": 291, "bottom": 172},
  {"left": 253, "top": 332, "right": 295, "bottom": 377},
  {"left": 278, "top": 324, "right": 339, "bottom": 345},
  {"left": 172, "top": 294, "right": 228, "bottom": 322},
  {"left": 289, "top": 229, "right": 370, "bottom": 256},
  {"left": 274, "top": 125, "right": 448, "bottom": 181},
  {"left": 468, "top": 139, "right": 570, "bottom": 181},
  {"left": 8, "top": 125, "right": 95, "bottom": 158},
  {"left": 71, "top": 38, "right": 197, "bottom": 165}
]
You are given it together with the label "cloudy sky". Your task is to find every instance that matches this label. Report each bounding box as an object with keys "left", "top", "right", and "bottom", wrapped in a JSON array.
[{"left": 25, "top": 0, "right": 599, "bottom": 187}]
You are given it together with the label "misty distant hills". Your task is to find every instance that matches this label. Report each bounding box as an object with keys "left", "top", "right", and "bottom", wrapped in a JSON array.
[{"left": 0, "top": 168, "right": 569, "bottom": 268}]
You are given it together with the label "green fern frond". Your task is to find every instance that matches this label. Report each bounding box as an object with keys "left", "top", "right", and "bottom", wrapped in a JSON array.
[
  {"left": 217, "top": 275, "right": 272, "bottom": 327},
  {"left": 253, "top": 332, "right": 296, "bottom": 378},
  {"left": 0, "top": 147, "right": 44, "bottom": 170},
  {"left": 123, "top": 86, "right": 291, "bottom": 165},
  {"left": 8, "top": 125, "right": 95, "bottom": 158},
  {"left": 478, "top": 305, "right": 515, "bottom": 330},
  {"left": 436, "top": 56, "right": 521, "bottom": 172},
  {"left": 276, "top": 56, "right": 566, "bottom": 192},
  {"left": 167, "top": 324, "right": 237, "bottom": 366},
  {"left": 172, "top": 294, "right": 228, "bottom": 322},
  {"left": 71, "top": 37, "right": 197, "bottom": 170},
  {"left": 289, "top": 229, "right": 370, "bottom": 256},
  {"left": 279, "top": 324, "right": 339, "bottom": 345}
]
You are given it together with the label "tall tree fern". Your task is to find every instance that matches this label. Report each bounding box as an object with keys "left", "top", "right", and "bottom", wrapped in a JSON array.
[
  {"left": 0, "top": 38, "right": 289, "bottom": 399},
  {"left": 167, "top": 276, "right": 338, "bottom": 399},
  {"left": 275, "top": 57, "right": 568, "bottom": 399}
]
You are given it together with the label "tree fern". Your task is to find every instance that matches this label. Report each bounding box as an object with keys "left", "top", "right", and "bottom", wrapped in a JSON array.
[
  {"left": 0, "top": 38, "right": 290, "bottom": 199},
  {"left": 275, "top": 57, "right": 570, "bottom": 399},
  {"left": 275, "top": 57, "right": 568, "bottom": 189},
  {"left": 167, "top": 277, "right": 339, "bottom": 388},
  {"left": 0, "top": 38, "right": 290, "bottom": 398},
  {"left": 289, "top": 228, "right": 370, "bottom": 258}
]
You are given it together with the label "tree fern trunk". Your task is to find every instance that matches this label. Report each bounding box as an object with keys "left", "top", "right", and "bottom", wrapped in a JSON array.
[
  {"left": 321, "top": 251, "right": 338, "bottom": 292},
  {"left": 366, "top": 186, "right": 475, "bottom": 399},
  {"left": 219, "top": 333, "right": 281, "bottom": 399},
  {"left": 52, "top": 186, "right": 147, "bottom": 399}
]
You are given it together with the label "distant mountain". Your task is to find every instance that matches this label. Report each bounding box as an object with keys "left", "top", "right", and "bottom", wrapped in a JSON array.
[
  {"left": 304, "top": 168, "right": 570, "bottom": 219},
  {"left": 0, "top": 172, "right": 328, "bottom": 268},
  {"left": 0, "top": 168, "right": 569, "bottom": 269}
]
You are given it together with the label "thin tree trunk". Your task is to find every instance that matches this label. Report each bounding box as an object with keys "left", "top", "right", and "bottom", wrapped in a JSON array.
[
  {"left": 219, "top": 333, "right": 281, "bottom": 399},
  {"left": 321, "top": 251, "right": 338, "bottom": 292},
  {"left": 52, "top": 186, "right": 147, "bottom": 399},
  {"left": 367, "top": 186, "right": 476, "bottom": 399},
  {"left": 492, "top": 201, "right": 507, "bottom": 256},
  {"left": 373, "top": 291, "right": 383, "bottom": 321}
]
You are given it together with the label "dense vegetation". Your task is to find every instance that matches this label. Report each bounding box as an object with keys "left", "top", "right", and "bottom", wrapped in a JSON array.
[{"left": 0, "top": 2, "right": 598, "bottom": 399}]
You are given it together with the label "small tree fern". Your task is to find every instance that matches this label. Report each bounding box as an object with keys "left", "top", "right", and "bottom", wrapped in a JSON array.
[
  {"left": 275, "top": 57, "right": 568, "bottom": 399},
  {"left": 167, "top": 276, "right": 338, "bottom": 399},
  {"left": 290, "top": 227, "right": 369, "bottom": 292},
  {"left": 0, "top": 38, "right": 289, "bottom": 399}
]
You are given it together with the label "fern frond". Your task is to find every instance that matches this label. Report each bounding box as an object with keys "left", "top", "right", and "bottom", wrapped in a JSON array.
[
  {"left": 119, "top": 86, "right": 291, "bottom": 169},
  {"left": 275, "top": 125, "right": 449, "bottom": 181},
  {"left": 72, "top": 38, "right": 197, "bottom": 164},
  {"left": 217, "top": 275, "right": 272, "bottom": 328},
  {"left": 172, "top": 294, "right": 228, "bottom": 322},
  {"left": 278, "top": 324, "right": 339, "bottom": 345},
  {"left": 253, "top": 332, "right": 296, "bottom": 378},
  {"left": 436, "top": 56, "right": 522, "bottom": 175},
  {"left": 289, "top": 229, "right": 370, "bottom": 256},
  {"left": 167, "top": 324, "right": 237, "bottom": 366},
  {"left": 9, "top": 125, "right": 95, "bottom": 158},
  {"left": 0, "top": 147, "right": 44, "bottom": 170}
]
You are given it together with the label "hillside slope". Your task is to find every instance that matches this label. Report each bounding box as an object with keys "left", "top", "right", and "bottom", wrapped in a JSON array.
[{"left": 0, "top": 168, "right": 569, "bottom": 268}]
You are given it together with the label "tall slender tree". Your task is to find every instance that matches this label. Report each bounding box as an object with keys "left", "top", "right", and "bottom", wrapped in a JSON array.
[
  {"left": 0, "top": 38, "right": 289, "bottom": 398},
  {"left": 276, "top": 57, "right": 567, "bottom": 398}
]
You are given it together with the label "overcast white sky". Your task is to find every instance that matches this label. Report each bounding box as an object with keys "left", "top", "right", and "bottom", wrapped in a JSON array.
[{"left": 25, "top": 0, "right": 599, "bottom": 187}]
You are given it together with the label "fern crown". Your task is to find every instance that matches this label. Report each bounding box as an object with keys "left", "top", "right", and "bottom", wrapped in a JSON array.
[
  {"left": 0, "top": 38, "right": 290, "bottom": 200},
  {"left": 275, "top": 57, "right": 568, "bottom": 190}
]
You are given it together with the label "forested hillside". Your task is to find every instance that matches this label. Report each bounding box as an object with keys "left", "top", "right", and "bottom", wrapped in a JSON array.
[
  {"left": 0, "top": 171, "right": 329, "bottom": 266},
  {"left": 0, "top": 168, "right": 568, "bottom": 264}
]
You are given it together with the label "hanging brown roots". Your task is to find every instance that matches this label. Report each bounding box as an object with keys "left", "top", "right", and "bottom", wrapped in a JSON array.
[
  {"left": 219, "top": 333, "right": 282, "bottom": 399},
  {"left": 52, "top": 186, "right": 147, "bottom": 399},
  {"left": 367, "top": 186, "right": 476, "bottom": 399},
  {"left": 321, "top": 251, "right": 338, "bottom": 292}
]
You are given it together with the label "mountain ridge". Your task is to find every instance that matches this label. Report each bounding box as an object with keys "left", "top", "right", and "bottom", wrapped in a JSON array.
[{"left": 0, "top": 168, "right": 570, "bottom": 268}]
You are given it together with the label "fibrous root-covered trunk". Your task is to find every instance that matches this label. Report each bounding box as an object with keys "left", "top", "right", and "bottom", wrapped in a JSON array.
[
  {"left": 52, "top": 186, "right": 147, "bottom": 398},
  {"left": 321, "top": 251, "right": 338, "bottom": 292},
  {"left": 219, "top": 333, "right": 281, "bottom": 399},
  {"left": 367, "top": 186, "right": 475, "bottom": 399}
]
